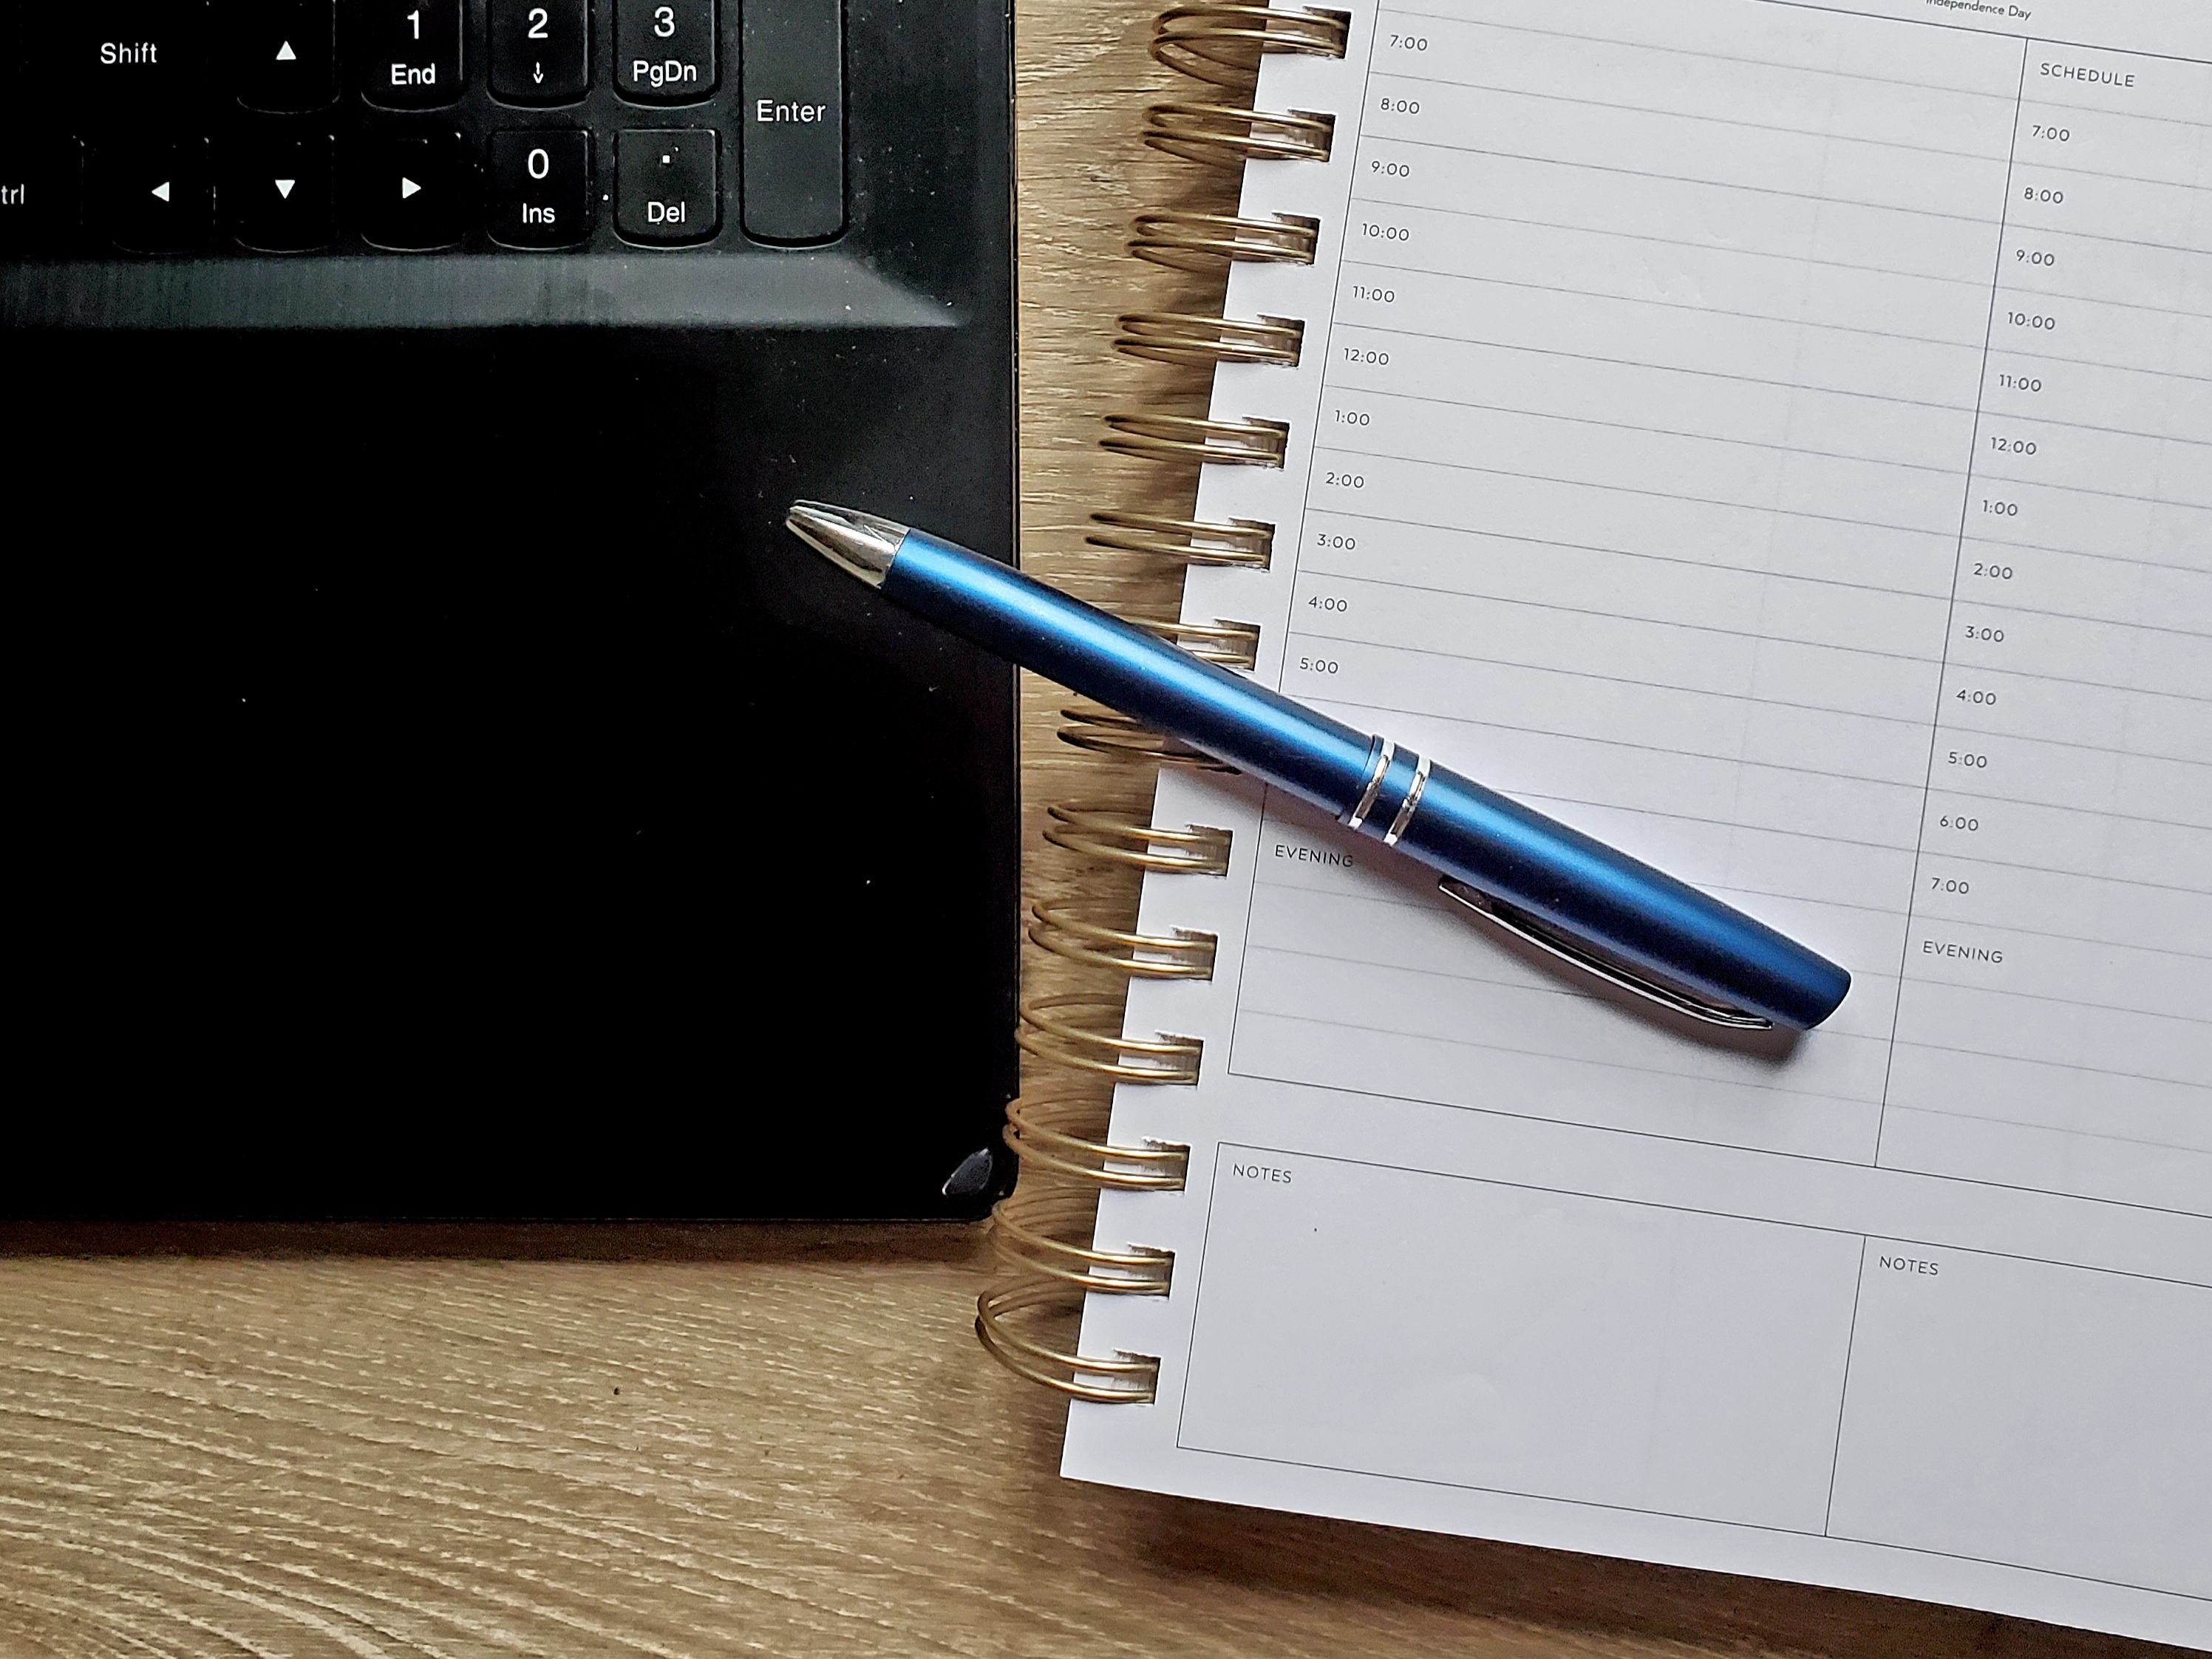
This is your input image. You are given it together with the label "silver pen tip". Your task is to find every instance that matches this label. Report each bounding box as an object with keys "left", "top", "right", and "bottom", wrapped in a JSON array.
[{"left": 786, "top": 500, "right": 909, "bottom": 587}]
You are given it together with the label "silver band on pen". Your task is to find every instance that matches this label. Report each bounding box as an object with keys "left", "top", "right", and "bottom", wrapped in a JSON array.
[
  {"left": 1342, "top": 736, "right": 1394, "bottom": 831},
  {"left": 1383, "top": 754, "right": 1432, "bottom": 846}
]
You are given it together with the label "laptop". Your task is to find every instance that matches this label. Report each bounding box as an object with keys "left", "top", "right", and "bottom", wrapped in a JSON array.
[{"left": 3, "top": 0, "right": 1018, "bottom": 1220}]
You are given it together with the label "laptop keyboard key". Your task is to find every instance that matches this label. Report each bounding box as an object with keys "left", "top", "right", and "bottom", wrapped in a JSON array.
[
  {"left": 72, "top": 3, "right": 207, "bottom": 112},
  {"left": 488, "top": 130, "right": 592, "bottom": 248},
  {"left": 0, "top": 134, "right": 84, "bottom": 254},
  {"left": 615, "top": 0, "right": 716, "bottom": 104},
  {"left": 355, "top": 129, "right": 469, "bottom": 249},
  {"left": 741, "top": 0, "right": 843, "bottom": 242},
  {"left": 359, "top": 0, "right": 464, "bottom": 109},
  {"left": 231, "top": 0, "right": 337, "bottom": 112},
  {"left": 225, "top": 133, "right": 336, "bottom": 251},
  {"left": 614, "top": 128, "right": 717, "bottom": 244},
  {"left": 490, "top": 0, "right": 591, "bottom": 104},
  {"left": 92, "top": 137, "right": 213, "bottom": 253}
]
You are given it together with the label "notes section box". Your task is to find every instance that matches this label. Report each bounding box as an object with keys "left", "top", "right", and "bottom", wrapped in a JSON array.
[
  {"left": 1179, "top": 1147, "right": 2212, "bottom": 1593},
  {"left": 1177, "top": 1148, "right": 1865, "bottom": 1534},
  {"left": 1828, "top": 1241, "right": 2212, "bottom": 1599}
]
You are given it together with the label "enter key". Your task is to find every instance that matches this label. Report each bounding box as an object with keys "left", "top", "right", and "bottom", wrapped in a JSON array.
[{"left": 741, "top": 0, "right": 843, "bottom": 243}]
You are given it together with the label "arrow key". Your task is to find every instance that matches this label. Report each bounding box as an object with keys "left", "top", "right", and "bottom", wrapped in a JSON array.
[
  {"left": 225, "top": 133, "right": 335, "bottom": 251},
  {"left": 490, "top": 0, "right": 590, "bottom": 104},
  {"left": 90, "top": 138, "right": 212, "bottom": 253},
  {"left": 355, "top": 129, "right": 469, "bottom": 250},
  {"left": 231, "top": 0, "right": 337, "bottom": 112}
]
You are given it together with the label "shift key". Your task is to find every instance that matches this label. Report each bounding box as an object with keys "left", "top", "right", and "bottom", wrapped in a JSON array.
[{"left": 741, "top": 0, "right": 843, "bottom": 243}]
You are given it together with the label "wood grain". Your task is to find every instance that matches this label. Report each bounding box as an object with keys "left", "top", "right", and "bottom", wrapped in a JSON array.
[{"left": 0, "top": 4, "right": 2189, "bottom": 1655}]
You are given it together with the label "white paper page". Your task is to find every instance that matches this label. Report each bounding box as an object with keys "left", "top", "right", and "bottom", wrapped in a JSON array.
[{"left": 1061, "top": 0, "right": 2212, "bottom": 1646}]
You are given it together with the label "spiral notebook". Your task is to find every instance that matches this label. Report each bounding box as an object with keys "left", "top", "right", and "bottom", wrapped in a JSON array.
[{"left": 984, "top": 0, "right": 2211, "bottom": 1646}]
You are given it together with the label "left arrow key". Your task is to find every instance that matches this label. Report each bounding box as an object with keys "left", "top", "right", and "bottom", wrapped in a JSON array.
[{"left": 91, "top": 139, "right": 211, "bottom": 253}]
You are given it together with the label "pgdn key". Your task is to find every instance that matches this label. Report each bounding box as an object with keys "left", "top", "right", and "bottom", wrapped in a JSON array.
[{"left": 616, "top": 0, "right": 718, "bottom": 103}]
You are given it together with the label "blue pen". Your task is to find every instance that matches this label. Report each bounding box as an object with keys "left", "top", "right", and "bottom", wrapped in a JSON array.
[{"left": 788, "top": 502, "right": 1852, "bottom": 1032}]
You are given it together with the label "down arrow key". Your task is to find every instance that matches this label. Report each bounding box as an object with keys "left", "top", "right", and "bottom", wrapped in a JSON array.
[
  {"left": 490, "top": 0, "right": 589, "bottom": 103},
  {"left": 223, "top": 134, "right": 333, "bottom": 253}
]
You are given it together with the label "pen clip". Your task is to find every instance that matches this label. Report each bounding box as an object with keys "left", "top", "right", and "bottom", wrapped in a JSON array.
[{"left": 1437, "top": 878, "right": 1774, "bottom": 1032}]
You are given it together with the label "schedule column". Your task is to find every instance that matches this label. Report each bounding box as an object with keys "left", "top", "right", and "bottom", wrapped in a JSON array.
[{"left": 1881, "top": 41, "right": 2212, "bottom": 1213}]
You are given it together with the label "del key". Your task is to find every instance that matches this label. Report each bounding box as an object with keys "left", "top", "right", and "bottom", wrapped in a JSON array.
[{"left": 616, "top": 0, "right": 715, "bottom": 103}]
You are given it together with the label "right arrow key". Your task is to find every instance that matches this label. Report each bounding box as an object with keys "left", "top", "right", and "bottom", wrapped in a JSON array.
[{"left": 355, "top": 131, "right": 469, "bottom": 251}]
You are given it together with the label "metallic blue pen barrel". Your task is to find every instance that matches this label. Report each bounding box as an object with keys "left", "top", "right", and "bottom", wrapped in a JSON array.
[{"left": 883, "top": 530, "right": 1851, "bottom": 1030}]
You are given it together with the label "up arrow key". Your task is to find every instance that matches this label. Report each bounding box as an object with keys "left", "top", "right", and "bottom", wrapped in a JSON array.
[{"left": 275, "top": 40, "right": 297, "bottom": 61}]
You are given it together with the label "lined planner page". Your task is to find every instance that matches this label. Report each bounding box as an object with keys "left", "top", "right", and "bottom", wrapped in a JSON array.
[{"left": 1064, "top": 0, "right": 2211, "bottom": 1645}]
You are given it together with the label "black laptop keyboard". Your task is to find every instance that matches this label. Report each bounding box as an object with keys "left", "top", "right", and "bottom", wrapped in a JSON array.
[{"left": 1, "top": 0, "right": 845, "bottom": 256}]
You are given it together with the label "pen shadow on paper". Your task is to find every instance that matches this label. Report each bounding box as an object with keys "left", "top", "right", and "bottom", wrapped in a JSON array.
[{"left": 1267, "top": 791, "right": 1808, "bottom": 1064}]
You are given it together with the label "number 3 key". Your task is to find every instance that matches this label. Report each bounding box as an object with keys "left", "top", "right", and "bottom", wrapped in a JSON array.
[{"left": 616, "top": 0, "right": 718, "bottom": 103}]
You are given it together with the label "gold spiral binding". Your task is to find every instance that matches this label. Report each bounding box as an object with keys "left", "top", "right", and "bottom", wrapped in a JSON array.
[
  {"left": 1129, "top": 210, "right": 1320, "bottom": 271},
  {"left": 1042, "top": 802, "right": 1234, "bottom": 874},
  {"left": 976, "top": 1278, "right": 1160, "bottom": 1403},
  {"left": 1151, "top": 2, "right": 1351, "bottom": 86},
  {"left": 1086, "top": 511, "right": 1275, "bottom": 568},
  {"left": 1058, "top": 702, "right": 1231, "bottom": 769},
  {"left": 1143, "top": 103, "right": 1335, "bottom": 168},
  {"left": 1017, "top": 994, "right": 1204, "bottom": 1084},
  {"left": 1114, "top": 311, "right": 1305, "bottom": 369},
  {"left": 1030, "top": 902, "right": 1219, "bottom": 980},
  {"left": 1003, "top": 1097, "right": 1192, "bottom": 1190},
  {"left": 981, "top": 0, "right": 1347, "bottom": 1404},
  {"left": 1101, "top": 412, "right": 1288, "bottom": 467},
  {"left": 1129, "top": 615, "right": 1261, "bottom": 670},
  {"left": 991, "top": 1185, "right": 1176, "bottom": 1294}
]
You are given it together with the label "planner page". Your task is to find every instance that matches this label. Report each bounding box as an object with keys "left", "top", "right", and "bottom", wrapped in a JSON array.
[{"left": 1062, "top": 0, "right": 2211, "bottom": 1644}]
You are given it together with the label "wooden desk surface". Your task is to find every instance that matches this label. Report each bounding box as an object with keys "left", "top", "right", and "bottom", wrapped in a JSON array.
[{"left": 0, "top": 7, "right": 2180, "bottom": 1656}]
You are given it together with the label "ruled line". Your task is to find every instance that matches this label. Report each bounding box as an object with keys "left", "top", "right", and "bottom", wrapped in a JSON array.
[
  {"left": 1251, "top": 867, "right": 2212, "bottom": 964},
  {"left": 1364, "top": 135, "right": 2010, "bottom": 231},
  {"left": 1300, "top": 561, "right": 2212, "bottom": 648},
  {"left": 1342, "top": 232, "right": 2212, "bottom": 380},
  {"left": 1361, "top": 68, "right": 2015, "bottom": 166},
  {"left": 1372, "top": 7, "right": 2030, "bottom": 103},
  {"left": 1248, "top": 927, "right": 2209, "bottom": 1031},
  {"left": 1306, "top": 502, "right": 2212, "bottom": 584},
  {"left": 1295, "top": 692, "right": 2212, "bottom": 848}
]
